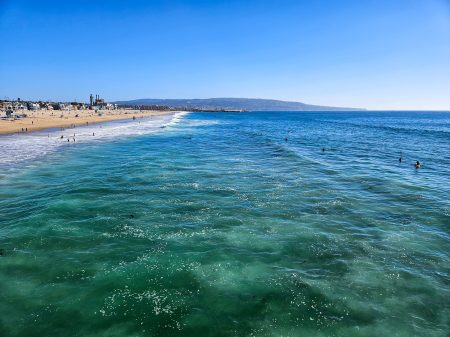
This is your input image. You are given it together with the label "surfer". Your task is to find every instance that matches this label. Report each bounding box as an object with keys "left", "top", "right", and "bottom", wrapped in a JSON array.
[{"left": 415, "top": 161, "right": 421, "bottom": 169}]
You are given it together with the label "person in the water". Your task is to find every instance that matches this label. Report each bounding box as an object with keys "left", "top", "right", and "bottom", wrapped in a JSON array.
[{"left": 415, "top": 160, "right": 420, "bottom": 169}]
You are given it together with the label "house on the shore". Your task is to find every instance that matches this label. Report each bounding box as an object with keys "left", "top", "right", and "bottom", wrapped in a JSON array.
[
  {"left": 0, "top": 101, "right": 10, "bottom": 112},
  {"left": 70, "top": 102, "right": 87, "bottom": 110},
  {"left": 56, "top": 103, "right": 72, "bottom": 111},
  {"left": 27, "top": 102, "right": 40, "bottom": 111},
  {"left": 12, "top": 102, "right": 27, "bottom": 111}
]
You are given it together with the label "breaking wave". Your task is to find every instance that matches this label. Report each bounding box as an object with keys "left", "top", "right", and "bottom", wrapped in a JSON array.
[{"left": 0, "top": 112, "right": 189, "bottom": 166}]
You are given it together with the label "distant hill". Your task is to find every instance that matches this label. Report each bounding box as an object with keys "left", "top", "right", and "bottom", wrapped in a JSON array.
[{"left": 113, "top": 98, "right": 364, "bottom": 111}]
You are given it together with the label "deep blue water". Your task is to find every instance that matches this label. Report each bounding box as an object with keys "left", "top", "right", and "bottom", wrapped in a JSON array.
[{"left": 0, "top": 111, "right": 449, "bottom": 337}]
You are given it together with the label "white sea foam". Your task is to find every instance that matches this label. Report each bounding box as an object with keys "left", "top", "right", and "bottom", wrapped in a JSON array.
[
  {"left": 0, "top": 112, "right": 189, "bottom": 166},
  {"left": 164, "top": 111, "right": 190, "bottom": 126}
]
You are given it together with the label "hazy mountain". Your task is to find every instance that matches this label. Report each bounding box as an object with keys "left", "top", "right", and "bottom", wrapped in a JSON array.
[{"left": 113, "top": 98, "right": 364, "bottom": 111}]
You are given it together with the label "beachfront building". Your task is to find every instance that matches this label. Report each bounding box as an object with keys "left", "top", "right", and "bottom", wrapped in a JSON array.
[
  {"left": 70, "top": 102, "right": 87, "bottom": 110},
  {"left": 0, "top": 102, "right": 14, "bottom": 118},
  {"left": 0, "top": 101, "right": 10, "bottom": 111},
  {"left": 56, "top": 103, "right": 72, "bottom": 111},
  {"left": 12, "top": 102, "right": 27, "bottom": 111},
  {"left": 104, "top": 103, "right": 117, "bottom": 110},
  {"left": 89, "top": 94, "right": 117, "bottom": 110},
  {"left": 26, "top": 102, "right": 40, "bottom": 111}
]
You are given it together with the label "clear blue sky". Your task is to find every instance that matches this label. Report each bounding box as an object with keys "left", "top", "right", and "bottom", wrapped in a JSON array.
[{"left": 1, "top": 0, "right": 449, "bottom": 110}]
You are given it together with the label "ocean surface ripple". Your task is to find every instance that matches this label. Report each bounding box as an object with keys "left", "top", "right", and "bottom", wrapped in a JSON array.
[{"left": 0, "top": 111, "right": 449, "bottom": 337}]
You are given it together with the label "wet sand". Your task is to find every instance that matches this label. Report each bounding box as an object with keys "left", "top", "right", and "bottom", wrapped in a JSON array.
[{"left": 0, "top": 109, "right": 174, "bottom": 135}]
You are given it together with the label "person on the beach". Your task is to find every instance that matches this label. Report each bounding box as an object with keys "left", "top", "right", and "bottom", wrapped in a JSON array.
[{"left": 415, "top": 161, "right": 421, "bottom": 169}]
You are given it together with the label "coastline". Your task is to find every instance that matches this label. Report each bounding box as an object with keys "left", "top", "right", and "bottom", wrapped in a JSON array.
[{"left": 0, "top": 109, "right": 175, "bottom": 135}]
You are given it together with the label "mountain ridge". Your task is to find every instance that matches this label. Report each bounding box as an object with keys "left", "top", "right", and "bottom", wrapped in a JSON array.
[{"left": 113, "top": 98, "right": 364, "bottom": 111}]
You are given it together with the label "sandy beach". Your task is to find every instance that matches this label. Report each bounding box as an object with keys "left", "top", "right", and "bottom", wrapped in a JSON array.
[{"left": 0, "top": 109, "right": 174, "bottom": 135}]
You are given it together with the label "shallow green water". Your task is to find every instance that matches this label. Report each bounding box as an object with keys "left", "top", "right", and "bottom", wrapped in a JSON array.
[{"left": 0, "top": 112, "right": 449, "bottom": 336}]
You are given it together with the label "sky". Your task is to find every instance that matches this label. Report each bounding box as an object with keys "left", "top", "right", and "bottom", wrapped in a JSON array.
[{"left": 1, "top": 0, "right": 449, "bottom": 110}]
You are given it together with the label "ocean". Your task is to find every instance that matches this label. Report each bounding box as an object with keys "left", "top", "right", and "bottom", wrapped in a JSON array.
[{"left": 0, "top": 111, "right": 449, "bottom": 337}]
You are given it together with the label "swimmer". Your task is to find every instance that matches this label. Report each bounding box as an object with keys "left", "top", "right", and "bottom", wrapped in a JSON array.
[
  {"left": 322, "top": 148, "right": 325, "bottom": 152},
  {"left": 399, "top": 157, "right": 402, "bottom": 163},
  {"left": 415, "top": 161, "right": 421, "bottom": 169},
  {"left": 285, "top": 138, "right": 288, "bottom": 142}
]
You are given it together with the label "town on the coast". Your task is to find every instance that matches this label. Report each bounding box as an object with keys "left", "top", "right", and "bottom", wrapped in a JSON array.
[
  {"left": 0, "top": 95, "right": 247, "bottom": 120},
  {"left": 0, "top": 95, "right": 179, "bottom": 135},
  {"left": 0, "top": 94, "right": 119, "bottom": 119}
]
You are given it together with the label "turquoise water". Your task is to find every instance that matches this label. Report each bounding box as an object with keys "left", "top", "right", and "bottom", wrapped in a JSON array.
[{"left": 0, "top": 111, "right": 449, "bottom": 337}]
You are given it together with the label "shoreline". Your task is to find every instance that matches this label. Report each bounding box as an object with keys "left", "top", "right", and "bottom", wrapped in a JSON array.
[{"left": 0, "top": 109, "right": 175, "bottom": 135}]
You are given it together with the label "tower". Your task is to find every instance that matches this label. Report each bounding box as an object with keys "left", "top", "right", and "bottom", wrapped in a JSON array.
[{"left": 90, "top": 94, "right": 94, "bottom": 106}]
